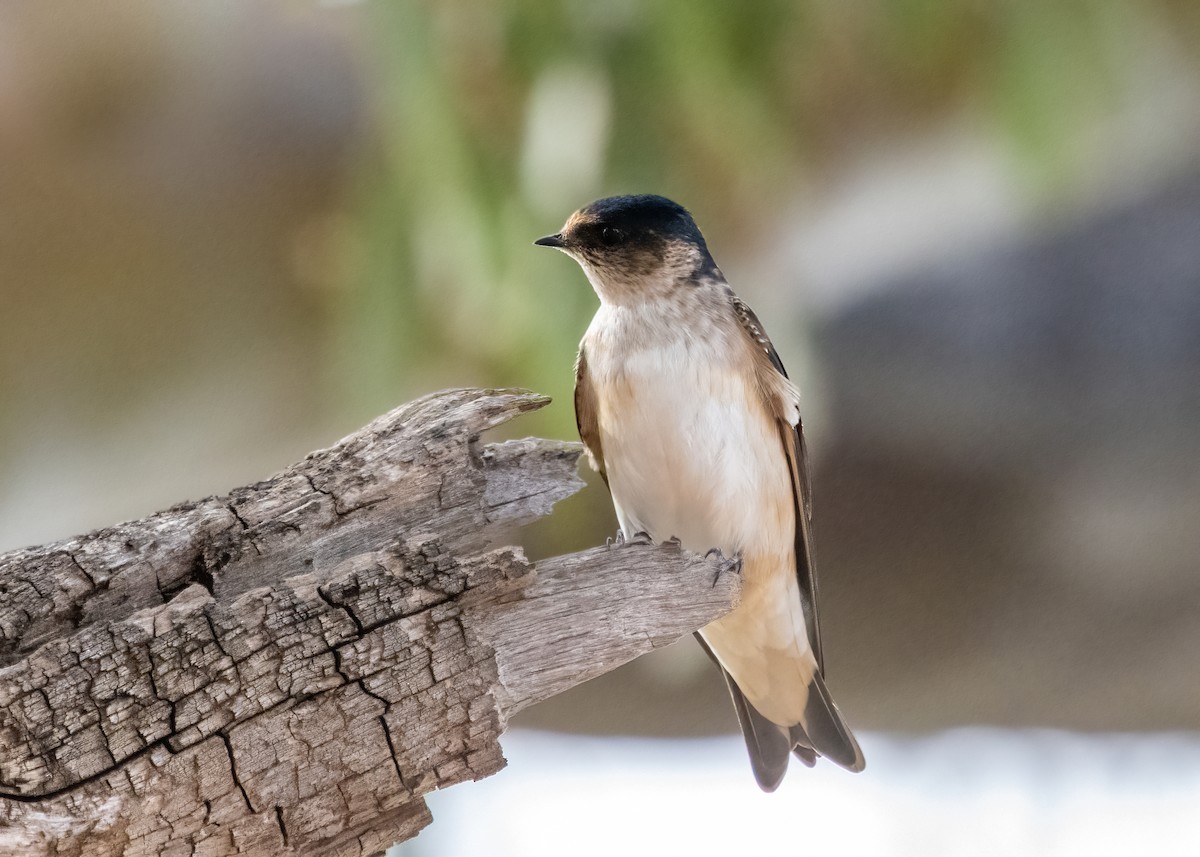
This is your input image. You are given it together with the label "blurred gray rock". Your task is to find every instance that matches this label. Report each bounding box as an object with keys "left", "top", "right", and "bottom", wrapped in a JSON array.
[{"left": 813, "top": 173, "right": 1200, "bottom": 731}]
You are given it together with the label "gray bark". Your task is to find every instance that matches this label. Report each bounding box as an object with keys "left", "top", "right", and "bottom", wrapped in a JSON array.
[{"left": 0, "top": 388, "right": 740, "bottom": 856}]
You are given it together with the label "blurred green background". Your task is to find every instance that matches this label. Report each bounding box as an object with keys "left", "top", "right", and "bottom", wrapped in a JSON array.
[
  {"left": 3, "top": 0, "right": 1195, "bottom": 543},
  {"left": 2, "top": 1, "right": 1200, "bottom": 851}
]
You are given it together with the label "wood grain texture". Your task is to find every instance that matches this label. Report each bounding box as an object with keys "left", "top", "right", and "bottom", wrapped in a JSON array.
[{"left": 0, "top": 388, "right": 741, "bottom": 856}]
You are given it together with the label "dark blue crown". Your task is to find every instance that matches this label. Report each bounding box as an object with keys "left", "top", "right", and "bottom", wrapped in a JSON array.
[{"left": 580, "top": 195, "right": 708, "bottom": 249}]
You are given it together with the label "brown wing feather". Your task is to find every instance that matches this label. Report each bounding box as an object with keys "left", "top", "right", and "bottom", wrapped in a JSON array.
[
  {"left": 574, "top": 347, "right": 608, "bottom": 487},
  {"left": 730, "top": 294, "right": 825, "bottom": 673}
]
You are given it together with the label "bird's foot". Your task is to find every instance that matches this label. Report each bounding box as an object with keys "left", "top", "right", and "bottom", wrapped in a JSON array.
[
  {"left": 607, "top": 529, "right": 654, "bottom": 548},
  {"left": 704, "top": 548, "right": 743, "bottom": 588}
]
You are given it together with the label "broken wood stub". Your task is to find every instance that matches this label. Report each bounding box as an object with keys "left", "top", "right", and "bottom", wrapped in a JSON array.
[{"left": 0, "top": 388, "right": 741, "bottom": 856}]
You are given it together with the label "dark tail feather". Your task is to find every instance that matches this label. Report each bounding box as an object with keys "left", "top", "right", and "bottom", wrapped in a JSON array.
[
  {"left": 724, "top": 670, "right": 791, "bottom": 791},
  {"left": 796, "top": 670, "right": 866, "bottom": 773},
  {"left": 695, "top": 634, "right": 790, "bottom": 791},
  {"left": 791, "top": 742, "right": 817, "bottom": 768}
]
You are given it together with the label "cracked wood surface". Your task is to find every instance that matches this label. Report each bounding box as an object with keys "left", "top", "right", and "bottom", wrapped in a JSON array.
[{"left": 0, "top": 388, "right": 741, "bottom": 856}]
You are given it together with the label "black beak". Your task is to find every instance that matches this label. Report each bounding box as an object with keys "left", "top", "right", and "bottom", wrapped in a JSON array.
[{"left": 534, "top": 233, "right": 565, "bottom": 248}]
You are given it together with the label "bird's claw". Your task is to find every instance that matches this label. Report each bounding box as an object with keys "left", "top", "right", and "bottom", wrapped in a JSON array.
[
  {"left": 705, "top": 548, "right": 743, "bottom": 588},
  {"left": 608, "top": 529, "right": 653, "bottom": 548}
]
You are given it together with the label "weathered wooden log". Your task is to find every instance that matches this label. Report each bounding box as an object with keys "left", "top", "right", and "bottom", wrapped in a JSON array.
[{"left": 0, "top": 388, "right": 741, "bottom": 856}]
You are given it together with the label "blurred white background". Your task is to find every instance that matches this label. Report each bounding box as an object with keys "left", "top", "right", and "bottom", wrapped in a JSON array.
[{"left": 397, "top": 729, "right": 1200, "bottom": 856}]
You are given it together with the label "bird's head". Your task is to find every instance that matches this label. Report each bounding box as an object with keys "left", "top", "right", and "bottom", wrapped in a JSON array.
[{"left": 535, "top": 194, "right": 719, "bottom": 303}]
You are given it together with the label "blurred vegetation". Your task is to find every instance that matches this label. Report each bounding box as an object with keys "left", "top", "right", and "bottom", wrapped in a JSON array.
[
  {"left": 1, "top": 0, "right": 1197, "bottom": 552},
  {"left": 329, "top": 0, "right": 1199, "bottom": 446}
]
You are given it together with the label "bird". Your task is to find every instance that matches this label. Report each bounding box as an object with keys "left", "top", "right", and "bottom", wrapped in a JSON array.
[{"left": 535, "top": 194, "right": 864, "bottom": 791}]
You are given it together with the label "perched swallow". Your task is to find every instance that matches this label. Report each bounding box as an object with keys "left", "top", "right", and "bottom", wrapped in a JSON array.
[{"left": 536, "top": 194, "right": 864, "bottom": 790}]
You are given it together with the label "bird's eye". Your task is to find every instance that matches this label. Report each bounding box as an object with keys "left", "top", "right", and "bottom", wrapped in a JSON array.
[{"left": 599, "top": 227, "right": 623, "bottom": 247}]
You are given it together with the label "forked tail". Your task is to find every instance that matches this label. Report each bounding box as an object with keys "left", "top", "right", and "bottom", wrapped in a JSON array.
[{"left": 696, "top": 633, "right": 864, "bottom": 791}]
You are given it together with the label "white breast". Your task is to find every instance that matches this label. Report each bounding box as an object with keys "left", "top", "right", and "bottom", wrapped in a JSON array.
[
  {"left": 583, "top": 304, "right": 793, "bottom": 561},
  {"left": 582, "top": 300, "right": 817, "bottom": 724}
]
